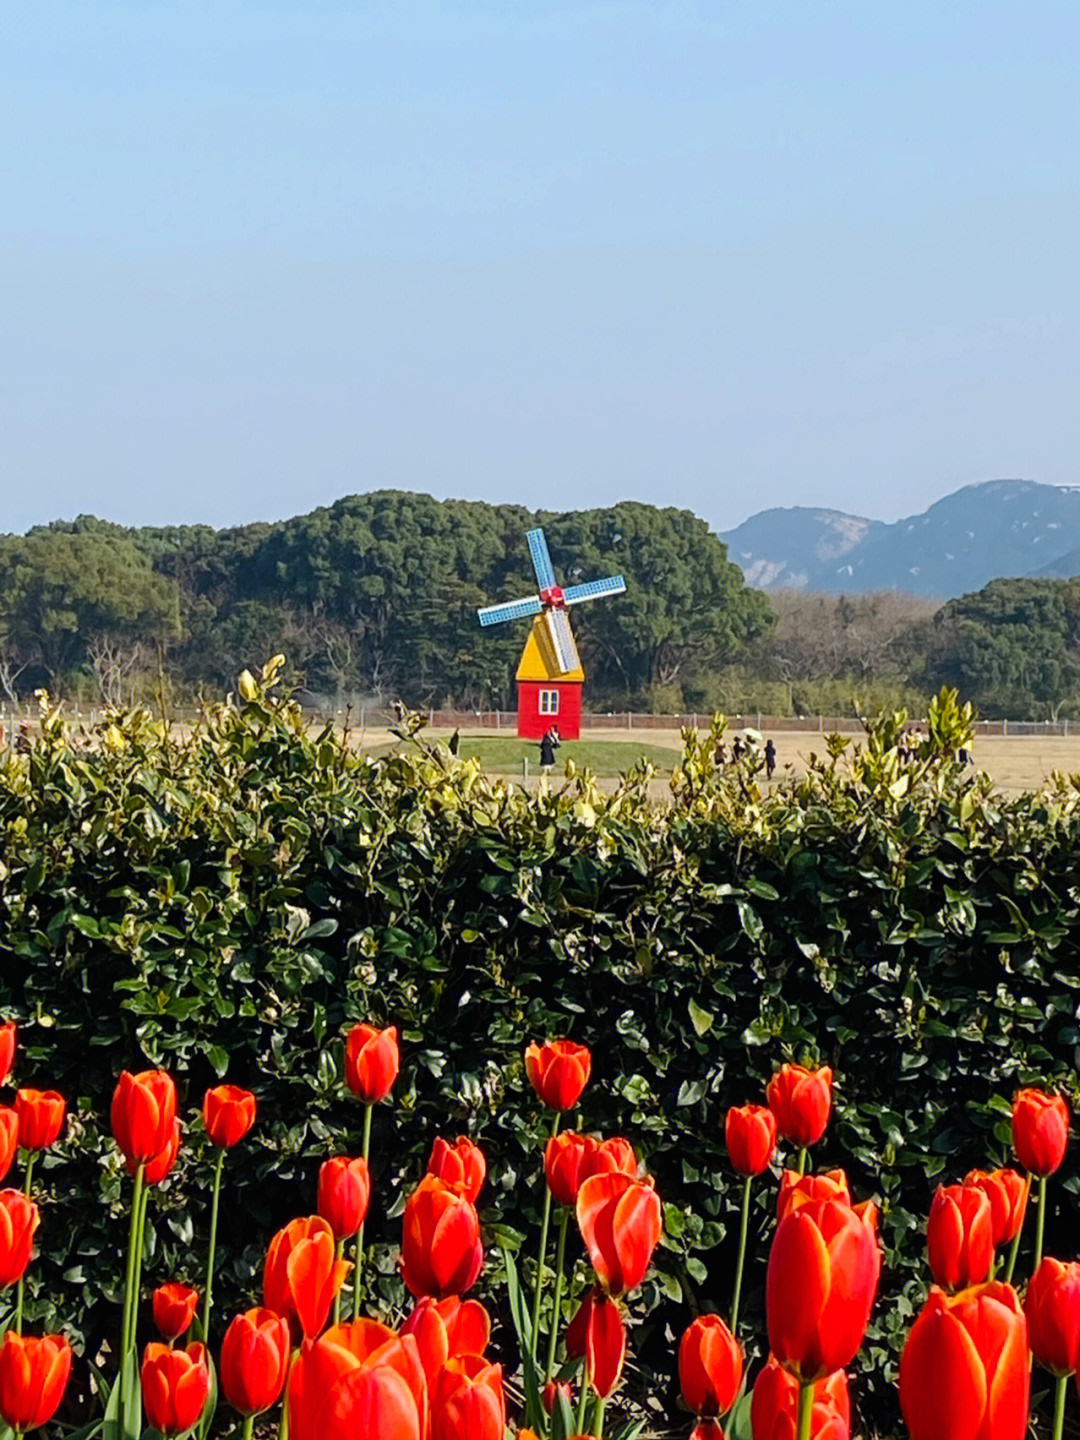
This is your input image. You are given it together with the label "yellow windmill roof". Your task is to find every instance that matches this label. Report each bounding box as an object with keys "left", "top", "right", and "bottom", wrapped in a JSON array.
[{"left": 516, "top": 615, "right": 585, "bottom": 683}]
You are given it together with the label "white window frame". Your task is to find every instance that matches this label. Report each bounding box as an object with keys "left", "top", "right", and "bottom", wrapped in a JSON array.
[{"left": 539, "top": 689, "right": 560, "bottom": 715}]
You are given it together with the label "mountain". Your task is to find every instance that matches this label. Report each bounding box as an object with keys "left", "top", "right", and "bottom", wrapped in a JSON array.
[{"left": 720, "top": 480, "right": 1080, "bottom": 598}]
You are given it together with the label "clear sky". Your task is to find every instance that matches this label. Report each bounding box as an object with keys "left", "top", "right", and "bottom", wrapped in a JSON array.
[{"left": 2, "top": 1, "right": 1077, "bottom": 537}]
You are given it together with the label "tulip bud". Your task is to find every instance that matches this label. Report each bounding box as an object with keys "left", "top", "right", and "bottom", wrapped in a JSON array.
[
  {"left": 14, "top": 1088, "right": 66, "bottom": 1151},
  {"left": 318, "top": 1156, "right": 371, "bottom": 1240},
  {"left": 927, "top": 1184, "right": 994, "bottom": 1291},
  {"left": 220, "top": 1307, "right": 291, "bottom": 1416},
  {"left": 401, "top": 1295, "right": 490, "bottom": 1389},
  {"left": 0, "top": 1023, "right": 15, "bottom": 1088},
  {"left": 565, "top": 1287, "right": 626, "bottom": 1398},
  {"left": 777, "top": 1169, "right": 851, "bottom": 1220},
  {"left": 1025, "top": 1257, "right": 1080, "bottom": 1377},
  {"left": 428, "top": 1136, "right": 486, "bottom": 1203},
  {"left": 679, "top": 1314, "right": 743, "bottom": 1417},
  {"left": 767, "top": 1064, "right": 833, "bottom": 1148},
  {"left": 141, "top": 1341, "right": 211, "bottom": 1437},
  {"left": 130, "top": 1118, "right": 181, "bottom": 1187},
  {"left": 524, "top": 1039, "right": 592, "bottom": 1111},
  {"left": 726, "top": 1104, "right": 778, "bottom": 1176},
  {"left": 0, "top": 1189, "right": 39, "bottom": 1287},
  {"left": 286, "top": 1321, "right": 426, "bottom": 1440},
  {"left": 964, "top": 1168, "right": 1028, "bottom": 1246},
  {"left": 264, "top": 1215, "right": 350, "bottom": 1339},
  {"left": 400, "top": 1177, "right": 484, "bottom": 1299},
  {"left": 0, "top": 1111, "right": 16, "bottom": 1186},
  {"left": 431, "top": 1354, "right": 505, "bottom": 1440},
  {"left": 344, "top": 1024, "right": 400, "bottom": 1104},
  {"left": 1012, "top": 1089, "right": 1070, "bottom": 1176},
  {"left": 543, "top": 1378, "right": 573, "bottom": 1414},
  {"left": 203, "top": 1085, "right": 256, "bottom": 1148},
  {"left": 153, "top": 1282, "right": 199, "bottom": 1340},
  {"left": 751, "top": 1356, "right": 850, "bottom": 1440},
  {"left": 576, "top": 1172, "right": 662, "bottom": 1297},
  {"left": 111, "top": 1070, "right": 177, "bottom": 1168},
  {"left": 0, "top": 1332, "right": 72, "bottom": 1433}
]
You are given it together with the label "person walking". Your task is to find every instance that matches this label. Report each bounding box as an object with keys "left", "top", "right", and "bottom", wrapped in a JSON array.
[{"left": 764, "top": 737, "right": 776, "bottom": 780}]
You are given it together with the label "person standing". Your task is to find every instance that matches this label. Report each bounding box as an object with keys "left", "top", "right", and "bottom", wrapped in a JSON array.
[
  {"left": 764, "top": 737, "right": 776, "bottom": 779},
  {"left": 539, "top": 725, "right": 560, "bottom": 771}
]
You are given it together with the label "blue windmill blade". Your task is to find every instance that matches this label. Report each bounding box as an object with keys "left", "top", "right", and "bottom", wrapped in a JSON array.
[
  {"left": 527, "top": 528, "right": 557, "bottom": 590},
  {"left": 545, "top": 607, "right": 581, "bottom": 673},
  {"left": 477, "top": 594, "right": 543, "bottom": 628},
  {"left": 563, "top": 575, "right": 627, "bottom": 606}
]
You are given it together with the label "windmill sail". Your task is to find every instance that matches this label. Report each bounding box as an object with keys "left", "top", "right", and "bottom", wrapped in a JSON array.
[
  {"left": 545, "top": 606, "right": 581, "bottom": 674},
  {"left": 527, "top": 528, "right": 557, "bottom": 590},
  {"left": 563, "top": 575, "right": 626, "bottom": 605},
  {"left": 478, "top": 595, "right": 543, "bottom": 628}
]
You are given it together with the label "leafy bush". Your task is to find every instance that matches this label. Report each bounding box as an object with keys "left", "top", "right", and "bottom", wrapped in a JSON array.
[{"left": 1, "top": 676, "right": 1077, "bottom": 1432}]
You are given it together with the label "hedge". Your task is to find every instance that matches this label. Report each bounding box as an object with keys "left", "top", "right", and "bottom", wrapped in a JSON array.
[{"left": 0, "top": 675, "right": 1078, "bottom": 1433}]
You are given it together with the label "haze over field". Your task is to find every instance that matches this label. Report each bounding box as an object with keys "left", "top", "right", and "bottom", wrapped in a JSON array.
[{"left": 3, "top": 3, "right": 1077, "bottom": 538}]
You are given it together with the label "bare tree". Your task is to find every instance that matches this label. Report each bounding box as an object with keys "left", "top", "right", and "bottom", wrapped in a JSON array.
[{"left": 87, "top": 634, "right": 147, "bottom": 705}]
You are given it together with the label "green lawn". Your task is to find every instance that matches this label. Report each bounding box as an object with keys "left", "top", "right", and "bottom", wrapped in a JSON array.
[{"left": 368, "top": 735, "right": 680, "bottom": 777}]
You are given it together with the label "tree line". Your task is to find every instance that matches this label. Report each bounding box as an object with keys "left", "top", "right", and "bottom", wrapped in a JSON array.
[{"left": 1, "top": 492, "right": 1077, "bottom": 719}]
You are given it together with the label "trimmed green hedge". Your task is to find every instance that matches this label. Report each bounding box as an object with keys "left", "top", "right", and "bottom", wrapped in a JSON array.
[{"left": 1, "top": 680, "right": 1078, "bottom": 1432}]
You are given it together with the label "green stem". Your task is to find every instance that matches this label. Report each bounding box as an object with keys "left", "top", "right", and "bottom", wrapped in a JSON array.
[
  {"left": 352, "top": 1103, "right": 373, "bottom": 1323},
  {"left": 529, "top": 1112, "right": 561, "bottom": 1365},
  {"left": 575, "top": 1364, "right": 591, "bottom": 1432},
  {"left": 797, "top": 1379, "right": 814, "bottom": 1440},
  {"left": 119, "top": 1165, "right": 146, "bottom": 1417},
  {"left": 592, "top": 1395, "right": 607, "bottom": 1438},
  {"left": 202, "top": 1148, "right": 226, "bottom": 1341},
  {"left": 1034, "top": 1174, "right": 1047, "bottom": 1272},
  {"left": 796, "top": 1147, "right": 808, "bottom": 1177},
  {"left": 241, "top": 1416, "right": 255, "bottom": 1440},
  {"left": 14, "top": 1154, "right": 37, "bottom": 1333},
  {"left": 731, "top": 1174, "right": 753, "bottom": 1333},
  {"left": 1003, "top": 1175, "right": 1030, "bottom": 1284},
  {"left": 545, "top": 1208, "right": 571, "bottom": 1383},
  {"left": 22, "top": 1152, "right": 36, "bottom": 1199},
  {"left": 1051, "top": 1373, "right": 1068, "bottom": 1440},
  {"left": 132, "top": 1178, "right": 151, "bottom": 1345}
]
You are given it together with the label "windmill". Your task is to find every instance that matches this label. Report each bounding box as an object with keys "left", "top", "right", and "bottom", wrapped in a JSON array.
[{"left": 478, "top": 527, "right": 626, "bottom": 739}]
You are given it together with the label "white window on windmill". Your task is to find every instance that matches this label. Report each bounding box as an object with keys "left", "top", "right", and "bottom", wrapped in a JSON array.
[{"left": 539, "top": 689, "right": 560, "bottom": 715}]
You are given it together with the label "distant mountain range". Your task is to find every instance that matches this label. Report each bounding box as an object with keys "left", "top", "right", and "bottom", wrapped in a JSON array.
[{"left": 719, "top": 480, "right": 1080, "bottom": 598}]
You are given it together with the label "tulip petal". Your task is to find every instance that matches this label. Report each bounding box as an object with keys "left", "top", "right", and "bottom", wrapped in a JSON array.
[
  {"left": 766, "top": 1213, "right": 832, "bottom": 1378},
  {"left": 900, "top": 1305, "right": 986, "bottom": 1440}
]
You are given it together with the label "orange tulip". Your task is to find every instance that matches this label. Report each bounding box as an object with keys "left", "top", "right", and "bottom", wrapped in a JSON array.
[
  {"left": 427, "top": 1136, "right": 486, "bottom": 1203},
  {"left": 203, "top": 1085, "right": 256, "bottom": 1148},
  {"left": 777, "top": 1170, "right": 851, "bottom": 1220},
  {"left": 767, "top": 1064, "right": 833, "bottom": 1148},
  {"left": 900, "top": 1282, "right": 1029, "bottom": 1440},
  {"left": 524, "top": 1039, "right": 592, "bottom": 1111},
  {"left": 766, "top": 1198, "right": 880, "bottom": 1382},
  {"left": 220, "top": 1307, "right": 291, "bottom": 1416},
  {"left": 111, "top": 1070, "right": 177, "bottom": 1167},
  {"left": 401, "top": 1294, "right": 491, "bottom": 1389},
  {"left": 0, "top": 1332, "right": 71, "bottom": 1433},
  {"left": 318, "top": 1156, "right": 371, "bottom": 1240},
  {"left": 344, "top": 1024, "right": 400, "bottom": 1104},
  {"left": 264, "top": 1215, "right": 350, "bottom": 1339},
  {"left": 1012, "top": 1089, "right": 1070, "bottom": 1176},
  {"left": 0, "top": 1190, "right": 39, "bottom": 1287},
  {"left": 963, "top": 1169, "right": 1028, "bottom": 1247},
  {"left": 0, "top": 1023, "right": 15, "bottom": 1087},
  {"left": 14, "top": 1089, "right": 65, "bottom": 1152},
  {"left": 545, "top": 1133, "right": 637, "bottom": 1208},
  {"left": 726, "top": 1104, "right": 778, "bottom": 1176},
  {"left": 679, "top": 1313, "right": 743, "bottom": 1417},
  {"left": 0, "top": 1109, "right": 16, "bottom": 1185},
  {"left": 400, "top": 1176, "right": 484, "bottom": 1299},
  {"left": 927, "top": 1185, "right": 994, "bottom": 1291},
  {"left": 141, "top": 1341, "right": 211, "bottom": 1437},
  {"left": 751, "top": 1356, "right": 850, "bottom": 1440},
  {"left": 287, "top": 1319, "right": 426, "bottom": 1440},
  {"left": 565, "top": 1287, "right": 626, "bottom": 1398},
  {"left": 1024, "top": 1258, "right": 1080, "bottom": 1376},
  {"left": 129, "top": 1118, "right": 181, "bottom": 1187},
  {"left": 153, "top": 1282, "right": 199, "bottom": 1340},
  {"left": 576, "top": 1172, "right": 663, "bottom": 1297},
  {"left": 431, "top": 1354, "right": 505, "bottom": 1440}
]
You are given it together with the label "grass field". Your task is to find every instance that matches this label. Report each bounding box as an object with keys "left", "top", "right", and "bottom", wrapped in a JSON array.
[{"left": 368, "top": 734, "right": 680, "bottom": 776}]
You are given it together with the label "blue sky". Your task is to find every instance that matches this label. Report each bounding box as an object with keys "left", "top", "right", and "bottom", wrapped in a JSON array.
[{"left": 2, "top": 1, "right": 1077, "bottom": 536}]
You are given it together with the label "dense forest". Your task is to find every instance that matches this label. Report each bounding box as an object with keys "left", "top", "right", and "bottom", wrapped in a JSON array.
[{"left": 2, "top": 491, "right": 1079, "bottom": 719}]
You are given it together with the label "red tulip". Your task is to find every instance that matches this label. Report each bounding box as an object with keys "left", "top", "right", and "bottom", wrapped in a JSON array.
[
  {"left": 963, "top": 1169, "right": 1028, "bottom": 1247},
  {"left": 543, "top": 1378, "right": 573, "bottom": 1413},
  {"left": 344, "top": 1024, "right": 400, "bottom": 1104},
  {"left": 524, "top": 1039, "right": 592, "bottom": 1111},
  {"left": 14, "top": 1089, "right": 65, "bottom": 1152},
  {"left": 767, "top": 1065, "right": 833, "bottom": 1148},
  {"left": 264, "top": 1215, "right": 350, "bottom": 1339},
  {"left": 0, "top": 1190, "right": 39, "bottom": 1287},
  {"left": 318, "top": 1156, "right": 371, "bottom": 1240},
  {"left": 111, "top": 1070, "right": 177, "bottom": 1167},
  {"left": 428, "top": 1136, "right": 486, "bottom": 1203},
  {"left": 900, "top": 1282, "right": 1029, "bottom": 1440},
  {"left": 400, "top": 1176, "right": 484, "bottom": 1299},
  {"left": 0, "top": 1110, "right": 16, "bottom": 1185},
  {"left": 546, "top": 1133, "right": 598, "bottom": 1208},
  {"left": 576, "top": 1172, "right": 663, "bottom": 1297},
  {"left": 766, "top": 1198, "right": 880, "bottom": 1382},
  {"left": 726, "top": 1105, "right": 778, "bottom": 1176},
  {"left": 777, "top": 1170, "right": 851, "bottom": 1220},
  {"left": 751, "top": 1356, "right": 850, "bottom": 1440},
  {"left": 679, "top": 1314, "right": 744, "bottom": 1416},
  {"left": 153, "top": 1282, "right": 199, "bottom": 1340},
  {"left": 431, "top": 1354, "right": 505, "bottom": 1440},
  {"left": 220, "top": 1307, "right": 291, "bottom": 1416},
  {"left": 0, "top": 1332, "right": 72, "bottom": 1433},
  {"left": 1025, "top": 1258, "right": 1080, "bottom": 1376},
  {"left": 130, "top": 1118, "right": 181, "bottom": 1187},
  {"left": 287, "top": 1319, "right": 426, "bottom": 1440},
  {"left": 203, "top": 1085, "right": 256, "bottom": 1148},
  {"left": 927, "top": 1185, "right": 994, "bottom": 1291},
  {"left": 1012, "top": 1089, "right": 1070, "bottom": 1176},
  {"left": 0, "top": 1023, "right": 15, "bottom": 1088},
  {"left": 401, "top": 1294, "right": 490, "bottom": 1388},
  {"left": 565, "top": 1287, "right": 626, "bottom": 1398},
  {"left": 141, "top": 1341, "right": 211, "bottom": 1437}
]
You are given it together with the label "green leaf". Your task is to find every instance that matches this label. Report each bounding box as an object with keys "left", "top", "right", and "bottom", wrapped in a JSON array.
[{"left": 688, "top": 997, "right": 714, "bottom": 1036}]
